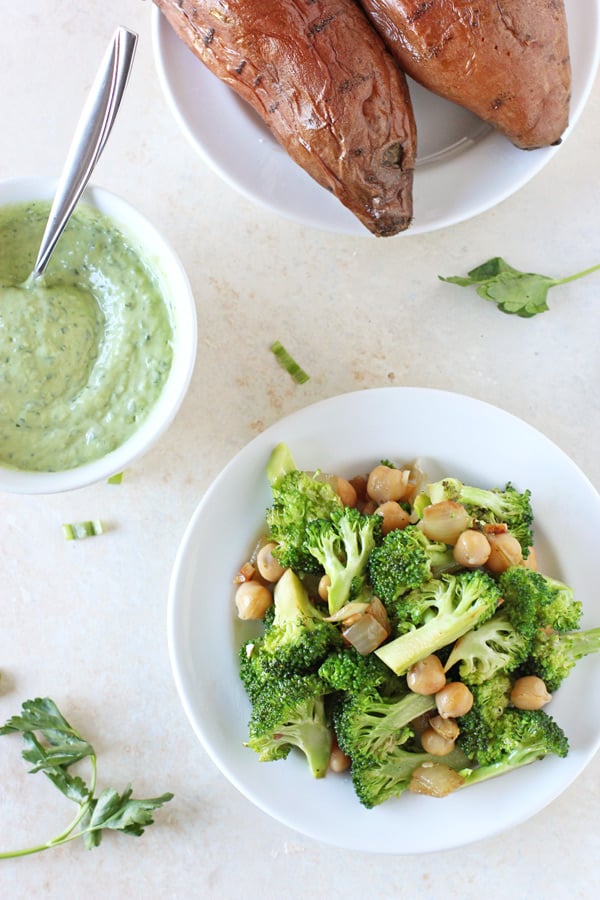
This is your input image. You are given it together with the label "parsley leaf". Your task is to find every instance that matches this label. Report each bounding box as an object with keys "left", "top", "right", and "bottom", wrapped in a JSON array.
[
  {"left": 0, "top": 697, "right": 173, "bottom": 858},
  {"left": 440, "top": 256, "right": 600, "bottom": 317},
  {"left": 87, "top": 785, "right": 170, "bottom": 836}
]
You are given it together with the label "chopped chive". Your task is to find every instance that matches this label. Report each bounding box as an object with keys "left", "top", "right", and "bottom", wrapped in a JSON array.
[
  {"left": 62, "top": 520, "right": 104, "bottom": 541},
  {"left": 107, "top": 471, "right": 123, "bottom": 484},
  {"left": 270, "top": 340, "right": 310, "bottom": 384}
]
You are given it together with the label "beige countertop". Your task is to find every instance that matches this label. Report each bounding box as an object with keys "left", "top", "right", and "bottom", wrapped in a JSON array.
[{"left": 1, "top": 1, "right": 599, "bottom": 897}]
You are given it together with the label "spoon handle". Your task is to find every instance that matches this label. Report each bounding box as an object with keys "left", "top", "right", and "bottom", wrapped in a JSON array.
[{"left": 32, "top": 26, "right": 138, "bottom": 278}]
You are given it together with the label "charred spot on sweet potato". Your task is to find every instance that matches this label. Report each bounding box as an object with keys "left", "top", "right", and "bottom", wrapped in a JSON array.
[
  {"left": 381, "top": 142, "right": 405, "bottom": 169},
  {"left": 308, "top": 16, "right": 335, "bottom": 36},
  {"left": 407, "top": 1, "right": 435, "bottom": 25}
]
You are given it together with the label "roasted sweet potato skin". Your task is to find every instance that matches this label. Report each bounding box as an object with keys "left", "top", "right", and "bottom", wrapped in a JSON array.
[
  {"left": 357, "top": 0, "right": 571, "bottom": 149},
  {"left": 154, "top": 0, "right": 417, "bottom": 235}
]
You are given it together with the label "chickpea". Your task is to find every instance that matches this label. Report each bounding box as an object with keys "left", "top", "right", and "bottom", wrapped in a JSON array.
[
  {"left": 522, "top": 546, "right": 539, "bottom": 571},
  {"left": 485, "top": 532, "right": 523, "bottom": 573},
  {"left": 366, "top": 465, "right": 409, "bottom": 504},
  {"left": 453, "top": 529, "right": 491, "bottom": 568},
  {"left": 510, "top": 675, "right": 552, "bottom": 710},
  {"left": 420, "top": 727, "right": 456, "bottom": 756},
  {"left": 436, "top": 681, "right": 474, "bottom": 718},
  {"left": 421, "top": 500, "right": 471, "bottom": 545},
  {"left": 334, "top": 476, "right": 357, "bottom": 508},
  {"left": 256, "top": 542, "right": 286, "bottom": 583},
  {"left": 375, "top": 500, "right": 410, "bottom": 535},
  {"left": 235, "top": 581, "right": 272, "bottom": 620},
  {"left": 406, "top": 654, "right": 446, "bottom": 695},
  {"left": 409, "top": 711, "right": 432, "bottom": 739},
  {"left": 429, "top": 714, "right": 460, "bottom": 742},
  {"left": 318, "top": 574, "right": 331, "bottom": 602},
  {"left": 349, "top": 475, "right": 368, "bottom": 503},
  {"left": 329, "top": 743, "right": 351, "bottom": 773}
]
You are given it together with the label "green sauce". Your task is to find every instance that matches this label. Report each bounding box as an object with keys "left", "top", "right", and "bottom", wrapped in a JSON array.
[{"left": 0, "top": 200, "right": 174, "bottom": 472}]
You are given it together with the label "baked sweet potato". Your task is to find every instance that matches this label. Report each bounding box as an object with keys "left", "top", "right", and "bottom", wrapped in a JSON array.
[
  {"left": 154, "top": 0, "right": 417, "bottom": 235},
  {"left": 357, "top": 0, "right": 571, "bottom": 149}
]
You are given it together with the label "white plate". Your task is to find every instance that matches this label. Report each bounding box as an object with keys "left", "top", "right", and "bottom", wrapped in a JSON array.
[
  {"left": 168, "top": 387, "right": 600, "bottom": 854},
  {"left": 152, "top": 2, "right": 600, "bottom": 236}
]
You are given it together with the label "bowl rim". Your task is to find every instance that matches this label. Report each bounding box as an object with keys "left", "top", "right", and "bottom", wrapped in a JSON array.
[{"left": 0, "top": 175, "right": 197, "bottom": 494}]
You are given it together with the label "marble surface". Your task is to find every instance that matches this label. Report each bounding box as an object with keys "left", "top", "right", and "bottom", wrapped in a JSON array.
[{"left": 1, "top": 2, "right": 599, "bottom": 897}]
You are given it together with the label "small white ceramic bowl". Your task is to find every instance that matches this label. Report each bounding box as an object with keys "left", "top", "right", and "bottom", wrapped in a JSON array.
[{"left": 0, "top": 176, "right": 197, "bottom": 494}]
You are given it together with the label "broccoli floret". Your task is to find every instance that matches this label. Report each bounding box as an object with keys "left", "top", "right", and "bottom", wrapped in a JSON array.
[
  {"left": 375, "top": 570, "right": 501, "bottom": 676},
  {"left": 333, "top": 689, "right": 436, "bottom": 762},
  {"left": 525, "top": 626, "right": 600, "bottom": 692},
  {"left": 498, "top": 566, "right": 582, "bottom": 633},
  {"left": 305, "top": 506, "right": 382, "bottom": 615},
  {"left": 427, "top": 477, "right": 533, "bottom": 554},
  {"left": 318, "top": 646, "right": 402, "bottom": 696},
  {"left": 368, "top": 524, "right": 456, "bottom": 606},
  {"left": 443, "top": 611, "right": 531, "bottom": 685},
  {"left": 472, "top": 673, "right": 514, "bottom": 721},
  {"left": 458, "top": 707, "right": 568, "bottom": 788},
  {"left": 442, "top": 565, "right": 541, "bottom": 685},
  {"left": 238, "top": 570, "right": 341, "bottom": 698},
  {"left": 334, "top": 681, "right": 470, "bottom": 808},
  {"left": 239, "top": 638, "right": 269, "bottom": 702},
  {"left": 499, "top": 573, "right": 539, "bottom": 644},
  {"left": 350, "top": 743, "right": 469, "bottom": 808},
  {"left": 258, "top": 568, "right": 341, "bottom": 673},
  {"left": 244, "top": 672, "right": 333, "bottom": 778},
  {"left": 262, "top": 601, "right": 276, "bottom": 630},
  {"left": 538, "top": 575, "right": 583, "bottom": 632},
  {"left": 456, "top": 674, "right": 513, "bottom": 760},
  {"left": 458, "top": 677, "right": 568, "bottom": 769},
  {"left": 265, "top": 446, "right": 343, "bottom": 574}
]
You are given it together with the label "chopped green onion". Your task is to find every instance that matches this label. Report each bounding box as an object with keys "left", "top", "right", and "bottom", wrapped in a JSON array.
[
  {"left": 62, "top": 520, "right": 104, "bottom": 541},
  {"left": 107, "top": 471, "right": 123, "bottom": 484},
  {"left": 270, "top": 341, "right": 310, "bottom": 384}
]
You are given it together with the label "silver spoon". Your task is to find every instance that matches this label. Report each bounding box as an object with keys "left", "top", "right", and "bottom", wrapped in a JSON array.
[{"left": 28, "top": 26, "right": 137, "bottom": 282}]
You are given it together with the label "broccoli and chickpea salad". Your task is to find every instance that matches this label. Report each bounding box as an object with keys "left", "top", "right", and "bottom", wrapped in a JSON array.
[{"left": 232, "top": 443, "right": 600, "bottom": 809}]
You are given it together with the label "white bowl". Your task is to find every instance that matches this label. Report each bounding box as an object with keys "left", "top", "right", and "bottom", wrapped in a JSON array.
[
  {"left": 0, "top": 176, "right": 197, "bottom": 494},
  {"left": 168, "top": 387, "right": 600, "bottom": 854}
]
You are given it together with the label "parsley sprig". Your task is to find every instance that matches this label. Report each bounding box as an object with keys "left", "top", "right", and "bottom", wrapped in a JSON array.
[
  {"left": 0, "top": 698, "right": 173, "bottom": 858},
  {"left": 440, "top": 256, "right": 600, "bottom": 317}
]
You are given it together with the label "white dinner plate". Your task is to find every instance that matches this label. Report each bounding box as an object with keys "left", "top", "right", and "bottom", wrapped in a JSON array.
[
  {"left": 168, "top": 387, "right": 600, "bottom": 853},
  {"left": 151, "top": 2, "right": 600, "bottom": 236}
]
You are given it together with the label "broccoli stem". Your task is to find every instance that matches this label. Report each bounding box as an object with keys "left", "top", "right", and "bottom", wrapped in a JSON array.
[
  {"left": 266, "top": 442, "right": 297, "bottom": 486},
  {"left": 376, "top": 608, "right": 488, "bottom": 676},
  {"left": 459, "top": 746, "right": 549, "bottom": 788},
  {"left": 293, "top": 722, "right": 332, "bottom": 779},
  {"left": 561, "top": 626, "right": 600, "bottom": 658}
]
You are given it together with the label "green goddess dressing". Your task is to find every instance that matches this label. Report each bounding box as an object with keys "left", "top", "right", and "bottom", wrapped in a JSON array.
[{"left": 0, "top": 200, "right": 174, "bottom": 472}]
